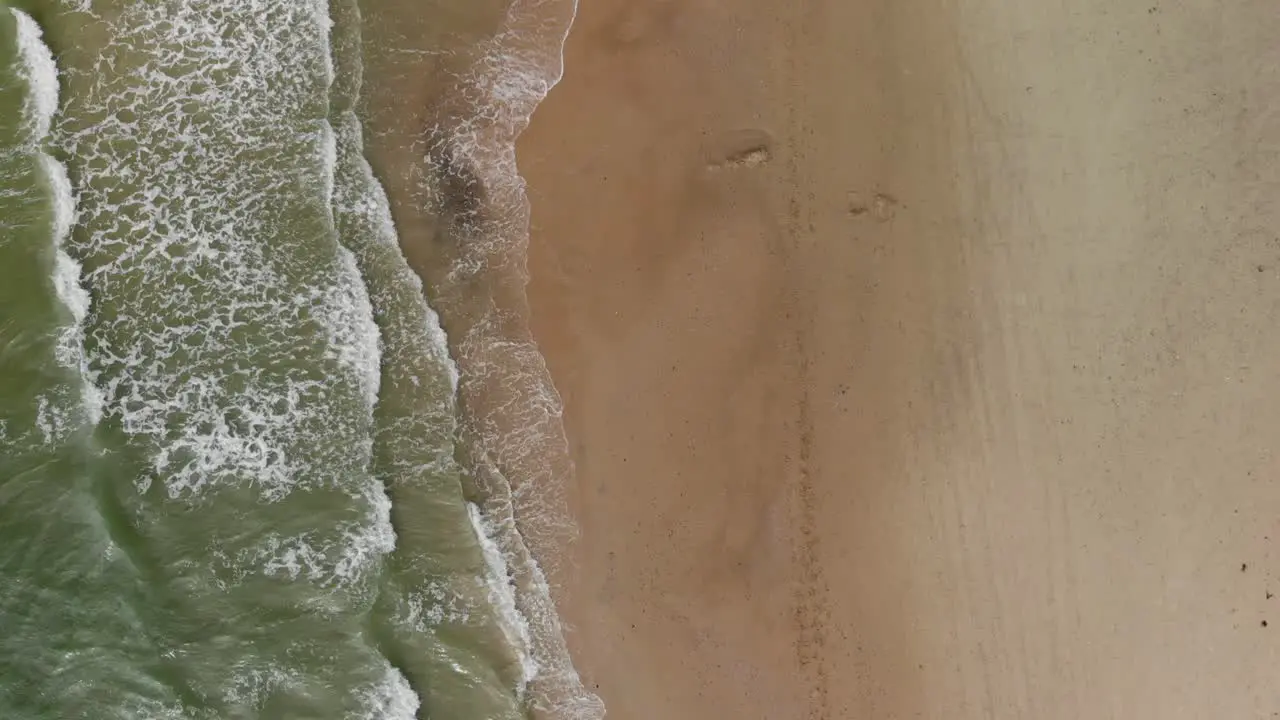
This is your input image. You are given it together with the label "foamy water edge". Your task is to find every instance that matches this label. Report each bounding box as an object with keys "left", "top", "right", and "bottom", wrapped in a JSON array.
[{"left": 421, "top": 0, "right": 606, "bottom": 717}]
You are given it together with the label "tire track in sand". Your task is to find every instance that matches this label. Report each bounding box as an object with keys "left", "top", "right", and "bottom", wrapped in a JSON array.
[
  {"left": 780, "top": 2, "right": 833, "bottom": 713},
  {"left": 791, "top": 348, "right": 832, "bottom": 720}
]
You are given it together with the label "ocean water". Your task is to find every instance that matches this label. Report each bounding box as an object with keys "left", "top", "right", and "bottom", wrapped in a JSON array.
[{"left": 0, "top": 0, "right": 601, "bottom": 718}]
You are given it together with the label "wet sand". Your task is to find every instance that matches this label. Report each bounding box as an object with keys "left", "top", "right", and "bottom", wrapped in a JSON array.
[{"left": 520, "top": 1, "right": 1280, "bottom": 718}]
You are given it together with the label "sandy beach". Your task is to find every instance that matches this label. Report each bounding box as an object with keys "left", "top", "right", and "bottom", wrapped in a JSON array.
[{"left": 519, "top": 1, "right": 1280, "bottom": 718}]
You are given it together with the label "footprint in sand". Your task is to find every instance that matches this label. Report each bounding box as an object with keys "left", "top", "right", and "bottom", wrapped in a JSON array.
[{"left": 705, "top": 128, "right": 774, "bottom": 170}]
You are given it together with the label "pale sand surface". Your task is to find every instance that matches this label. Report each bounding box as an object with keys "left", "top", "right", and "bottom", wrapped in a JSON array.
[{"left": 520, "top": 1, "right": 1280, "bottom": 718}]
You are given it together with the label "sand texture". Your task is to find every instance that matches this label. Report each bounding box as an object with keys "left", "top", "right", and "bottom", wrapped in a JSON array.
[{"left": 519, "top": 1, "right": 1280, "bottom": 718}]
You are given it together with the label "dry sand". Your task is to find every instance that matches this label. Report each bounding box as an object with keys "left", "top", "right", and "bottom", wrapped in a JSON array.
[{"left": 519, "top": 1, "right": 1280, "bottom": 718}]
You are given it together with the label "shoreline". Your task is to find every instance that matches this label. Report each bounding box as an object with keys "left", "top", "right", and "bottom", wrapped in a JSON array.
[
  {"left": 415, "top": 2, "right": 606, "bottom": 716},
  {"left": 354, "top": 0, "right": 604, "bottom": 716}
]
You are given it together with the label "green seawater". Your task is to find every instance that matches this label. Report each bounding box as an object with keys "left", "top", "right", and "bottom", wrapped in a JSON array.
[{"left": 0, "top": 0, "right": 597, "bottom": 717}]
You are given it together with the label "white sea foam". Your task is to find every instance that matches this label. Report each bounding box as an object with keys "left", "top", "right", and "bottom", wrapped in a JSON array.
[
  {"left": 10, "top": 8, "right": 58, "bottom": 140},
  {"left": 38, "top": 153, "right": 103, "bottom": 426},
  {"left": 52, "top": 250, "right": 104, "bottom": 425},
  {"left": 51, "top": 249, "right": 88, "bottom": 334},
  {"left": 312, "top": 0, "right": 336, "bottom": 90},
  {"left": 352, "top": 666, "right": 420, "bottom": 720},
  {"left": 39, "top": 152, "right": 75, "bottom": 248},
  {"left": 319, "top": 243, "right": 383, "bottom": 410},
  {"left": 252, "top": 487, "right": 394, "bottom": 589},
  {"left": 469, "top": 502, "right": 539, "bottom": 692},
  {"left": 57, "top": 0, "right": 380, "bottom": 500},
  {"left": 321, "top": 121, "right": 340, "bottom": 219},
  {"left": 319, "top": 119, "right": 384, "bottom": 414},
  {"left": 224, "top": 664, "right": 302, "bottom": 709},
  {"left": 113, "top": 698, "right": 191, "bottom": 720},
  {"left": 336, "top": 482, "right": 397, "bottom": 582},
  {"left": 399, "top": 580, "right": 473, "bottom": 630},
  {"left": 223, "top": 642, "right": 419, "bottom": 717},
  {"left": 55, "top": 0, "right": 94, "bottom": 16},
  {"left": 13, "top": 10, "right": 103, "bottom": 429}
]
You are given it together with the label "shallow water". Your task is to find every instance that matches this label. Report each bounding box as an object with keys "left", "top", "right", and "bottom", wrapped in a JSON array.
[{"left": 0, "top": 0, "right": 599, "bottom": 717}]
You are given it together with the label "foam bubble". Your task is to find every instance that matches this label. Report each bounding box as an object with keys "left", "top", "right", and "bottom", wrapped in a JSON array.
[
  {"left": 112, "top": 698, "right": 190, "bottom": 720},
  {"left": 35, "top": 394, "right": 71, "bottom": 444},
  {"left": 57, "top": 0, "right": 94, "bottom": 15}
]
